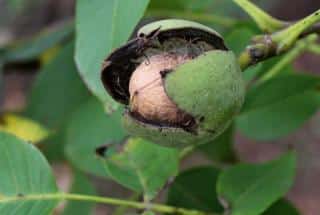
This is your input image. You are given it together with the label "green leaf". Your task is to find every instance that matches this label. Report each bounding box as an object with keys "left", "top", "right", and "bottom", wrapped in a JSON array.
[
  {"left": 198, "top": 125, "right": 237, "bottom": 163},
  {"left": 75, "top": 0, "right": 149, "bottom": 108},
  {"left": 62, "top": 171, "right": 96, "bottom": 215},
  {"left": 25, "top": 42, "right": 90, "bottom": 129},
  {"left": 0, "top": 63, "right": 3, "bottom": 110},
  {"left": 148, "top": 0, "right": 185, "bottom": 10},
  {"left": 243, "top": 56, "right": 294, "bottom": 84},
  {"left": 0, "top": 132, "right": 59, "bottom": 214},
  {"left": 7, "top": 0, "right": 23, "bottom": 10},
  {"left": 41, "top": 132, "right": 67, "bottom": 162},
  {"left": 233, "top": 0, "right": 284, "bottom": 33},
  {"left": 0, "top": 113, "right": 50, "bottom": 143},
  {"left": 263, "top": 199, "right": 300, "bottom": 215},
  {"left": 0, "top": 90, "right": 2, "bottom": 112},
  {"left": 142, "top": 211, "right": 155, "bottom": 215},
  {"left": 25, "top": 42, "right": 90, "bottom": 161},
  {"left": 225, "top": 24, "right": 261, "bottom": 81},
  {"left": 65, "top": 98, "right": 126, "bottom": 178},
  {"left": 102, "top": 137, "right": 179, "bottom": 200},
  {"left": 147, "top": 0, "right": 238, "bottom": 32},
  {"left": 242, "top": 74, "right": 320, "bottom": 113},
  {"left": 237, "top": 74, "right": 320, "bottom": 141},
  {"left": 225, "top": 25, "right": 257, "bottom": 55},
  {"left": 243, "top": 64, "right": 263, "bottom": 83},
  {"left": 217, "top": 152, "right": 296, "bottom": 215},
  {"left": 148, "top": 0, "right": 225, "bottom": 12},
  {"left": 149, "top": 0, "right": 238, "bottom": 17},
  {"left": 167, "top": 166, "right": 223, "bottom": 213},
  {"left": 2, "top": 22, "right": 73, "bottom": 63}
]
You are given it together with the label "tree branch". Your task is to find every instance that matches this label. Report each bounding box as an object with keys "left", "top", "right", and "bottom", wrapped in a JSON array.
[
  {"left": 238, "top": 35, "right": 277, "bottom": 69},
  {"left": 256, "top": 34, "right": 317, "bottom": 83},
  {"left": 238, "top": 8, "right": 320, "bottom": 70}
]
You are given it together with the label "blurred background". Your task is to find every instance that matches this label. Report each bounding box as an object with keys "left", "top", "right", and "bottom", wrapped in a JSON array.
[{"left": 1, "top": 0, "right": 320, "bottom": 214}]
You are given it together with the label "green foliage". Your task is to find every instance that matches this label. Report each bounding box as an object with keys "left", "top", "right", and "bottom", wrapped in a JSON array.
[
  {"left": 102, "top": 138, "right": 179, "bottom": 200},
  {"left": 225, "top": 25, "right": 258, "bottom": 55},
  {"left": 0, "top": 132, "right": 58, "bottom": 214},
  {"left": 25, "top": 42, "right": 90, "bottom": 129},
  {"left": 65, "top": 98, "right": 126, "bottom": 178},
  {"left": 148, "top": 0, "right": 185, "bottom": 10},
  {"left": 225, "top": 25, "right": 262, "bottom": 82},
  {"left": 148, "top": 0, "right": 238, "bottom": 33},
  {"left": 0, "top": 64, "right": 2, "bottom": 106},
  {"left": 62, "top": 171, "right": 96, "bottom": 215},
  {"left": 6, "top": 0, "right": 40, "bottom": 13},
  {"left": 237, "top": 73, "right": 320, "bottom": 140},
  {"left": 167, "top": 166, "right": 223, "bottom": 213},
  {"left": 198, "top": 125, "right": 237, "bottom": 163},
  {"left": 142, "top": 211, "right": 155, "bottom": 215},
  {"left": 65, "top": 97, "right": 178, "bottom": 199},
  {"left": 24, "top": 41, "right": 90, "bottom": 160},
  {"left": 1, "top": 22, "right": 73, "bottom": 63},
  {"left": 149, "top": 0, "right": 237, "bottom": 18},
  {"left": 217, "top": 152, "right": 296, "bottom": 215},
  {"left": 75, "top": 0, "right": 150, "bottom": 109},
  {"left": 263, "top": 199, "right": 300, "bottom": 215},
  {"left": 1, "top": 0, "right": 319, "bottom": 214}
]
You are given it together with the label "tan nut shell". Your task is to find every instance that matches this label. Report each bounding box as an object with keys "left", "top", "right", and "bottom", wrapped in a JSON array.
[{"left": 129, "top": 54, "right": 191, "bottom": 125}]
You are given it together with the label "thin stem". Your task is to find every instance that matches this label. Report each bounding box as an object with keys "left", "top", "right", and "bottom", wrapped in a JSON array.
[
  {"left": 272, "top": 9, "right": 320, "bottom": 53},
  {"left": 300, "top": 22, "right": 320, "bottom": 37},
  {"left": 257, "top": 34, "right": 318, "bottom": 83},
  {"left": 238, "top": 24, "right": 320, "bottom": 70},
  {"left": 238, "top": 50, "right": 253, "bottom": 70},
  {"left": 179, "top": 145, "right": 197, "bottom": 159},
  {"left": 234, "top": 0, "right": 320, "bottom": 70},
  {"left": 308, "top": 43, "right": 320, "bottom": 55},
  {"left": 238, "top": 42, "right": 272, "bottom": 70},
  {"left": 233, "top": 0, "right": 285, "bottom": 32},
  {"left": 113, "top": 192, "right": 141, "bottom": 215},
  {"left": 256, "top": 44, "right": 304, "bottom": 83},
  {"left": 59, "top": 193, "right": 214, "bottom": 215},
  {"left": 145, "top": 10, "right": 237, "bottom": 27},
  {"left": 0, "top": 193, "right": 216, "bottom": 215}
]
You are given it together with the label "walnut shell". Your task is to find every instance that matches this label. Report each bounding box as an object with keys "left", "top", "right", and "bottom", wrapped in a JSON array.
[{"left": 129, "top": 54, "right": 192, "bottom": 125}]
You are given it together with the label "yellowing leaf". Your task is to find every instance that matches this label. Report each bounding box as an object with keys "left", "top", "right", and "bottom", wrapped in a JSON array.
[{"left": 0, "top": 113, "right": 50, "bottom": 143}]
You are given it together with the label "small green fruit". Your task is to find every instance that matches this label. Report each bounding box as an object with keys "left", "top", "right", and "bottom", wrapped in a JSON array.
[{"left": 102, "top": 19, "right": 245, "bottom": 148}]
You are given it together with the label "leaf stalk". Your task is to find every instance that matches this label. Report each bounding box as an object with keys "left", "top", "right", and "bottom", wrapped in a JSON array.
[{"left": 0, "top": 193, "right": 218, "bottom": 215}]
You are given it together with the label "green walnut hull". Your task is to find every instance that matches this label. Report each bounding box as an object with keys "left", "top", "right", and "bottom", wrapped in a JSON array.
[
  {"left": 123, "top": 111, "right": 229, "bottom": 148},
  {"left": 138, "top": 19, "right": 222, "bottom": 40},
  {"left": 123, "top": 50, "right": 245, "bottom": 148}
]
